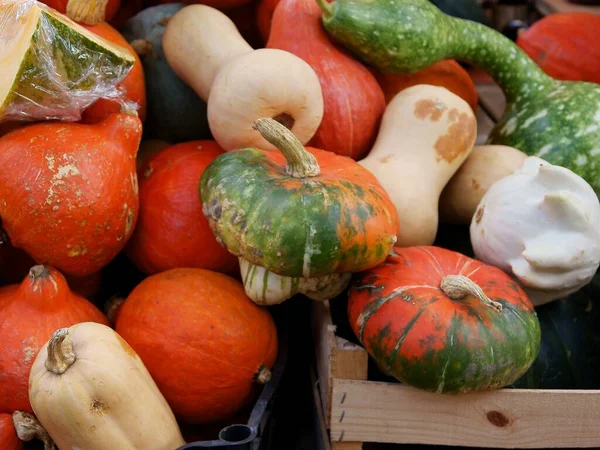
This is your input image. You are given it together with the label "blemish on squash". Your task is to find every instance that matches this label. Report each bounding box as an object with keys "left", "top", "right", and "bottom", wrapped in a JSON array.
[
  {"left": 434, "top": 111, "right": 476, "bottom": 163},
  {"left": 475, "top": 206, "right": 484, "bottom": 224},
  {"left": 471, "top": 178, "right": 480, "bottom": 191},
  {"left": 68, "top": 245, "right": 87, "bottom": 257},
  {"left": 125, "top": 208, "right": 135, "bottom": 235},
  {"left": 378, "top": 154, "right": 396, "bottom": 164},
  {"left": 115, "top": 333, "right": 138, "bottom": 358},
  {"left": 414, "top": 99, "right": 447, "bottom": 122},
  {"left": 487, "top": 411, "right": 510, "bottom": 427},
  {"left": 144, "top": 164, "right": 153, "bottom": 178},
  {"left": 90, "top": 398, "right": 109, "bottom": 415}
]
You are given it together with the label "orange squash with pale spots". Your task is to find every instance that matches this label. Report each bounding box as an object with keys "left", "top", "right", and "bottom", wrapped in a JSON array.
[
  {"left": 0, "top": 266, "right": 108, "bottom": 414},
  {"left": 348, "top": 246, "right": 541, "bottom": 394}
]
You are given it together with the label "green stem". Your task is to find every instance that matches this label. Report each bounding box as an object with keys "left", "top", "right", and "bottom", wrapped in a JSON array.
[
  {"left": 253, "top": 118, "right": 320, "bottom": 178},
  {"left": 445, "top": 17, "right": 556, "bottom": 103},
  {"left": 315, "top": 0, "right": 334, "bottom": 17}
]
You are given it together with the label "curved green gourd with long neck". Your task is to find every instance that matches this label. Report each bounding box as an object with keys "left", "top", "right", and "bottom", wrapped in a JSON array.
[{"left": 315, "top": 0, "right": 600, "bottom": 194}]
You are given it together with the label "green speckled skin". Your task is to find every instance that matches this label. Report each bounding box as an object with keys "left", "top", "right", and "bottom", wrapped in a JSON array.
[
  {"left": 318, "top": 0, "right": 600, "bottom": 193},
  {"left": 200, "top": 147, "right": 399, "bottom": 279},
  {"left": 1, "top": 10, "right": 133, "bottom": 121}
]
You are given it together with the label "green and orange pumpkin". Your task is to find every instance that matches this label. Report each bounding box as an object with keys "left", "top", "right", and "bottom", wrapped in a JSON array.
[{"left": 348, "top": 246, "right": 541, "bottom": 394}]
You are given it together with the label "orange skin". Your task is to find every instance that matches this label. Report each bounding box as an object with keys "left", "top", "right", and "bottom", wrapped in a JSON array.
[
  {"left": 115, "top": 268, "right": 278, "bottom": 424},
  {"left": 373, "top": 60, "right": 479, "bottom": 112},
  {"left": 0, "top": 267, "right": 109, "bottom": 414},
  {"left": 0, "top": 414, "right": 22, "bottom": 450},
  {"left": 267, "top": 0, "right": 386, "bottom": 160},
  {"left": 126, "top": 141, "right": 238, "bottom": 276},
  {"left": 40, "top": 0, "right": 121, "bottom": 22},
  {"left": 0, "top": 113, "right": 142, "bottom": 277},
  {"left": 81, "top": 22, "right": 147, "bottom": 124}
]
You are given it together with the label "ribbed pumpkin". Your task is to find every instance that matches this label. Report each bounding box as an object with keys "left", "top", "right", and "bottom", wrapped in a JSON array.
[
  {"left": 267, "top": 0, "right": 385, "bottom": 160},
  {"left": 516, "top": 12, "right": 600, "bottom": 84},
  {"left": 0, "top": 113, "right": 142, "bottom": 277},
  {"left": 348, "top": 246, "right": 541, "bottom": 394},
  {"left": 126, "top": 141, "right": 238, "bottom": 275},
  {"left": 81, "top": 22, "right": 147, "bottom": 124},
  {"left": 0, "top": 266, "right": 108, "bottom": 414},
  {"left": 200, "top": 118, "right": 399, "bottom": 279},
  {"left": 0, "top": 414, "right": 21, "bottom": 450},
  {"left": 373, "top": 60, "right": 478, "bottom": 112},
  {"left": 40, "top": 0, "right": 122, "bottom": 24},
  {"left": 115, "top": 268, "right": 278, "bottom": 424}
]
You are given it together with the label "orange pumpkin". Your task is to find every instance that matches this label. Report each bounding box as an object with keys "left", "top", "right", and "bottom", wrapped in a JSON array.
[
  {"left": 0, "top": 266, "right": 108, "bottom": 414},
  {"left": 115, "top": 268, "right": 278, "bottom": 424},
  {"left": 0, "top": 113, "right": 142, "bottom": 277},
  {"left": 81, "top": 22, "right": 147, "bottom": 124},
  {"left": 126, "top": 141, "right": 238, "bottom": 275},
  {"left": 373, "top": 60, "right": 479, "bottom": 112},
  {"left": 0, "top": 414, "right": 21, "bottom": 450},
  {"left": 40, "top": 0, "right": 121, "bottom": 24}
]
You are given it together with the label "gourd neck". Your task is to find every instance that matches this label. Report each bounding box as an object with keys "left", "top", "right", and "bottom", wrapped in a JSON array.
[
  {"left": 253, "top": 118, "right": 320, "bottom": 178},
  {"left": 45, "top": 328, "right": 76, "bottom": 375},
  {"left": 445, "top": 17, "right": 556, "bottom": 103},
  {"left": 441, "top": 274, "right": 503, "bottom": 313}
]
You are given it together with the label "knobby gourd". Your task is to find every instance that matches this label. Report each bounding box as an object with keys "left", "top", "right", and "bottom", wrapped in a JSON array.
[
  {"left": 29, "top": 323, "right": 186, "bottom": 450},
  {"left": 163, "top": 4, "right": 324, "bottom": 151},
  {"left": 471, "top": 157, "right": 600, "bottom": 306},
  {"left": 200, "top": 118, "right": 399, "bottom": 304},
  {"left": 315, "top": 0, "right": 600, "bottom": 194},
  {"left": 439, "top": 145, "right": 527, "bottom": 224},
  {"left": 348, "top": 246, "right": 541, "bottom": 394},
  {"left": 359, "top": 84, "right": 477, "bottom": 247}
]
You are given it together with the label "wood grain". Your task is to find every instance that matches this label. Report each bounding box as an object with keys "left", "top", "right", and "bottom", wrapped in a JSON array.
[{"left": 330, "top": 379, "right": 600, "bottom": 448}]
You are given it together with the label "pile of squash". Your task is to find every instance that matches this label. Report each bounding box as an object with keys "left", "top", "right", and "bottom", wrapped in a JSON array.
[{"left": 0, "top": 0, "right": 599, "bottom": 448}]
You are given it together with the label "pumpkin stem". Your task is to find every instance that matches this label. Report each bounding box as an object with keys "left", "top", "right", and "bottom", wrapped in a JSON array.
[
  {"left": 13, "top": 411, "right": 57, "bottom": 450},
  {"left": 440, "top": 275, "right": 503, "bottom": 313},
  {"left": 253, "top": 118, "right": 320, "bottom": 178},
  {"left": 254, "top": 364, "right": 272, "bottom": 384},
  {"left": 29, "top": 265, "right": 50, "bottom": 280},
  {"left": 130, "top": 39, "right": 153, "bottom": 58},
  {"left": 45, "top": 328, "right": 76, "bottom": 375},
  {"left": 315, "top": 0, "right": 334, "bottom": 17},
  {"left": 66, "top": 0, "right": 109, "bottom": 25},
  {"left": 104, "top": 296, "right": 125, "bottom": 325}
]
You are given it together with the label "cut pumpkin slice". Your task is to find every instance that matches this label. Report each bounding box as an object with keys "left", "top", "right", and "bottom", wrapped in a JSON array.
[{"left": 0, "top": 1, "right": 135, "bottom": 122}]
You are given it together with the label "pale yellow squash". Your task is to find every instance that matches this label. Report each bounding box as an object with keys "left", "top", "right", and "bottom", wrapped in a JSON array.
[
  {"left": 360, "top": 84, "right": 477, "bottom": 246},
  {"left": 28, "top": 323, "right": 185, "bottom": 450},
  {"left": 440, "top": 144, "right": 527, "bottom": 224}
]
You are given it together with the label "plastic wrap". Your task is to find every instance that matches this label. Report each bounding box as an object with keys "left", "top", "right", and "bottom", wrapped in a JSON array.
[{"left": 0, "top": 0, "right": 136, "bottom": 123}]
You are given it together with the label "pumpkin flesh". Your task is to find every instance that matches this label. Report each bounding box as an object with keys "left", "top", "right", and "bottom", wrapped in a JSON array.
[{"left": 348, "top": 246, "right": 541, "bottom": 394}]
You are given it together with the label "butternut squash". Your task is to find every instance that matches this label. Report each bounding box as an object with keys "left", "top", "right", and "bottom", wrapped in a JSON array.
[
  {"left": 163, "top": 4, "right": 324, "bottom": 151},
  {"left": 359, "top": 84, "right": 477, "bottom": 246},
  {"left": 440, "top": 145, "right": 527, "bottom": 224},
  {"left": 28, "top": 323, "right": 185, "bottom": 450}
]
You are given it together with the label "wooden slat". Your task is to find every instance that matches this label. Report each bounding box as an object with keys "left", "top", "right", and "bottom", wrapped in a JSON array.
[
  {"left": 330, "top": 379, "right": 600, "bottom": 448},
  {"left": 332, "top": 443, "right": 363, "bottom": 450},
  {"left": 536, "top": 0, "right": 600, "bottom": 15}
]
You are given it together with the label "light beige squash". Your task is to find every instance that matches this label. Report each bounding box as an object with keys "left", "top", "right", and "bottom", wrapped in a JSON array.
[
  {"left": 359, "top": 84, "right": 477, "bottom": 246},
  {"left": 440, "top": 144, "right": 527, "bottom": 224},
  {"left": 28, "top": 323, "right": 185, "bottom": 450},
  {"left": 163, "top": 4, "right": 253, "bottom": 101}
]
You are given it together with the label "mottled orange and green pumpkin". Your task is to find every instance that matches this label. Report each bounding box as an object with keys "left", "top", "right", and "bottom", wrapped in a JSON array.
[
  {"left": 348, "top": 246, "right": 541, "bottom": 394},
  {"left": 200, "top": 118, "right": 399, "bottom": 278}
]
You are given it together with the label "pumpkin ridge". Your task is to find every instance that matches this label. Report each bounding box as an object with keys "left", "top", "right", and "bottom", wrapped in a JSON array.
[
  {"left": 419, "top": 247, "right": 446, "bottom": 278},
  {"left": 437, "top": 314, "right": 458, "bottom": 394},
  {"left": 385, "top": 305, "right": 430, "bottom": 372}
]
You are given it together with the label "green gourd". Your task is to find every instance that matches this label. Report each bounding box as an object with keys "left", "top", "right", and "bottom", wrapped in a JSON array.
[{"left": 315, "top": 0, "right": 600, "bottom": 194}]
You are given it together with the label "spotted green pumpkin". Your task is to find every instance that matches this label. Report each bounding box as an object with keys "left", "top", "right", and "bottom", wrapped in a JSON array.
[
  {"left": 200, "top": 118, "right": 399, "bottom": 280},
  {"left": 315, "top": 0, "right": 600, "bottom": 193}
]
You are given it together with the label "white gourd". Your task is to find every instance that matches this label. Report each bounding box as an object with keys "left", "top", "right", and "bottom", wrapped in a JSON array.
[{"left": 470, "top": 156, "right": 600, "bottom": 306}]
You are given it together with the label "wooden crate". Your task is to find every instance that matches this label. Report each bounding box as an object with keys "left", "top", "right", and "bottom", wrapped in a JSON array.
[{"left": 311, "top": 301, "right": 600, "bottom": 450}]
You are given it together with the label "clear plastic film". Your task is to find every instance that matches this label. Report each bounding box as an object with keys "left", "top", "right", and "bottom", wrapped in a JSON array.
[{"left": 0, "top": 0, "right": 137, "bottom": 123}]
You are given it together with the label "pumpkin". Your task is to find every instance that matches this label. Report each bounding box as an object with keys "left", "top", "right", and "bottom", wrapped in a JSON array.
[
  {"left": 80, "top": 22, "right": 147, "bottom": 124},
  {"left": 0, "top": 414, "right": 21, "bottom": 450},
  {"left": 115, "top": 268, "right": 278, "bottom": 424},
  {"left": 28, "top": 323, "right": 186, "bottom": 450},
  {"left": 439, "top": 145, "right": 527, "bottom": 224},
  {"left": 10, "top": 412, "right": 55, "bottom": 450},
  {"left": 359, "top": 85, "right": 476, "bottom": 247},
  {"left": 373, "top": 60, "right": 479, "bottom": 112},
  {"left": 163, "top": 5, "right": 325, "bottom": 151},
  {"left": 201, "top": 118, "right": 399, "bottom": 280},
  {"left": 120, "top": 4, "right": 212, "bottom": 143},
  {"left": 267, "top": 0, "right": 385, "bottom": 160},
  {"left": 0, "top": 1, "right": 134, "bottom": 123},
  {"left": 316, "top": 0, "right": 600, "bottom": 195},
  {"left": 348, "top": 246, "right": 541, "bottom": 394},
  {"left": 126, "top": 141, "right": 238, "bottom": 275},
  {"left": 0, "top": 112, "right": 142, "bottom": 277},
  {"left": 40, "top": 0, "right": 122, "bottom": 25},
  {"left": 517, "top": 12, "right": 600, "bottom": 85},
  {"left": 0, "top": 266, "right": 108, "bottom": 414},
  {"left": 257, "top": 0, "right": 279, "bottom": 43}
]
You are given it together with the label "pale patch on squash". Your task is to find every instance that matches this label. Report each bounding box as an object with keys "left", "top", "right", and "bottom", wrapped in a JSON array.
[{"left": 414, "top": 99, "right": 447, "bottom": 122}]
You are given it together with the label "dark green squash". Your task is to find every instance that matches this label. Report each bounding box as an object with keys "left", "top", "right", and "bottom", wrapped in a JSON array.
[
  {"left": 120, "top": 4, "right": 210, "bottom": 143},
  {"left": 315, "top": 0, "right": 600, "bottom": 195}
]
